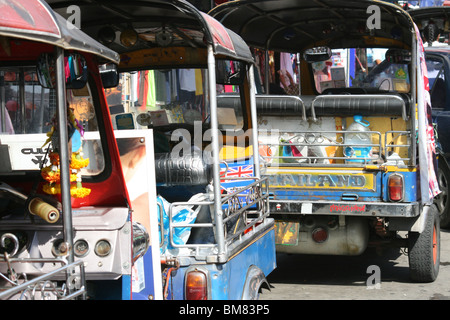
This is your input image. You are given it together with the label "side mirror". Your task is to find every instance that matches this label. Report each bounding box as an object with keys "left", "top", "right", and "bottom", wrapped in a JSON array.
[
  {"left": 385, "top": 49, "right": 411, "bottom": 64},
  {"left": 100, "top": 63, "right": 119, "bottom": 88},
  {"left": 303, "top": 46, "right": 332, "bottom": 63}
]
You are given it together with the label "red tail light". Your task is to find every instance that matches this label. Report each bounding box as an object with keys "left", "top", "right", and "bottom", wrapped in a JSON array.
[
  {"left": 388, "top": 174, "right": 403, "bottom": 201},
  {"left": 312, "top": 227, "right": 328, "bottom": 243},
  {"left": 185, "top": 269, "right": 208, "bottom": 300}
]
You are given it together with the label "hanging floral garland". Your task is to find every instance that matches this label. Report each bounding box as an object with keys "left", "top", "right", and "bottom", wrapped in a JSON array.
[{"left": 41, "top": 108, "right": 91, "bottom": 198}]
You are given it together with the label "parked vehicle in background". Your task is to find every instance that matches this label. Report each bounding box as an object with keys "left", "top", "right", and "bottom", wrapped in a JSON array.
[
  {"left": 47, "top": 0, "right": 276, "bottom": 300},
  {"left": 409, "top": 6, "right": 450, "bottom": 228},
  {"left": 211, "top": 0, "right": 441, "bottom": 282}
]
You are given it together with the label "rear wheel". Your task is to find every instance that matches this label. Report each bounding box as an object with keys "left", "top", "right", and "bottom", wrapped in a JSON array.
[{"left": 408, "top": 205, "right": 440, "bottom": 283}]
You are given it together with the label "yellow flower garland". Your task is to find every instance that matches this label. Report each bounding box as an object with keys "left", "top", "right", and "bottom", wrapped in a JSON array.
[
  {"left": 71, "top": 153, "right": 90, "bottom": 169},
  {"left": 41, "top": 108, "right": 91, "bottom": 199},
  {"left": 42, "top": 183, "right": 92, "bottom": 198},
  {"left": 42, "top": 152, "right": 91, "bottom": 198},
  {"left": 41, "top": 165, "right": 77, "bottom": 183}
]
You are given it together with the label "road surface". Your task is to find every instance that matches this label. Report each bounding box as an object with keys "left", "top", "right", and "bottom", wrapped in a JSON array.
[{"left": 260, "top": 228, "right": 450, "bottom": 300}]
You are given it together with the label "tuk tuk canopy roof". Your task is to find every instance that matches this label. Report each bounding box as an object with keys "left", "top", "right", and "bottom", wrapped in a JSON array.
[
  {"left": 408, "top": 6, "right": 450, "bottom": 38},
  {"left": 46, "top": 0, "right": 254, "bottom": 64},
  {"left": 0, "top": 0, "right": 119, "bottom": 63},
  {"left": 408, "top": 6, "right": 450, "bottom": 24},
  {"left": 209, "top": 0, "right": 416, "bottom": 53}
]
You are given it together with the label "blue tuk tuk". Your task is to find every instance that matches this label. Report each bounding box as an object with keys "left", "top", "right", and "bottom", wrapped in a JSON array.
[
  {"left": 211, "top": 0, "right": 440, "bottom": 282},
  {"left": 47, "top": 0, "right": 276, "bottom": 299}
]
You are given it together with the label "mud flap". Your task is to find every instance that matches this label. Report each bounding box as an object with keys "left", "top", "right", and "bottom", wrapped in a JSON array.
[{"left": 388, "top": 205, "right": 429, "bottom": 233}]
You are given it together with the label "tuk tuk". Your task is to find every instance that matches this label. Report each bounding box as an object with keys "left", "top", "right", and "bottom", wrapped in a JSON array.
[
  {"left": 211, "top": 0, "right": 441, "bottom": 282},
  {"left": 0, "top": 0, "right": 162, "bottom": 300},
  {"left": 47, "top": 0, "right": 276, "bottom": 299}
]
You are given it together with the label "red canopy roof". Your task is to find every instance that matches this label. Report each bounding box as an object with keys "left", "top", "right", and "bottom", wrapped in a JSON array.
[{"left": 0, "top": 0, "right": 60, "bottom": 38}]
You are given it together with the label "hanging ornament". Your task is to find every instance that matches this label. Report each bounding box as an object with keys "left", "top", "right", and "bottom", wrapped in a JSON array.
[{"left": 41, "top": 108, "right": 91, "bottom": 198}]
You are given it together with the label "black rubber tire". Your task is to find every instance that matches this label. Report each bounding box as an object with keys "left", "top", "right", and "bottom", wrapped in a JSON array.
[
  {"left": 408, "top": 204, "right": 440, "bottom": 283},
  {"left": 435, "top": 159, "right": 450, "bottom": 228}
]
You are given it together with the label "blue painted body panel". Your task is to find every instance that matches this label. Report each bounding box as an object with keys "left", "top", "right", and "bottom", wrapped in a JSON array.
[
  {"left": 270, "top": 170, "right": 418, "bottom": 203},
  {"left": 166, "top": 227, "right": 276, "bottom": 300},
  {"left": 130, "top": 249, "right": 157, "bottom": 300}
]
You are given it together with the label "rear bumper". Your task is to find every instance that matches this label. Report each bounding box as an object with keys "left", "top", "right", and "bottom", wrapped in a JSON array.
[{"left": 269, "top": 199, "right": 419, "bottom": 217}]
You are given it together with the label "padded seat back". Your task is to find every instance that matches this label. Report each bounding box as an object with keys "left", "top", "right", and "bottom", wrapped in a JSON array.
[
  {"left": 155, "top": 153, "right": 212, "bottom": 186},
  {"left": 217, "top": 94, "right": 307, "bottom": 120},
  {"left": 312, "top": 94, "right": 410, "bottom": 120}
]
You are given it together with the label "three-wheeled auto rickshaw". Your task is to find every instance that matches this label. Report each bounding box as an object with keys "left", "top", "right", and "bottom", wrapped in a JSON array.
[
  {"left": 47, "top": 0, "right": 276, "bottom": 299},
  {"left": 211, "top": 0, "right": 441, "bottom": 282},
  {"left": 0, "top": 0, "right": 163, "bottom": 300}
]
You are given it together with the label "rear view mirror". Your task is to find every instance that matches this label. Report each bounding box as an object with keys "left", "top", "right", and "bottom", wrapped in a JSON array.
[
  {"left": 303, "top": 46, "right": 332, "bottom": 63},
  {"left": 385, "top": 49, "right": 411, "bottom": 64},
  {"left": 216, "top": 60, "right": 245, "bottom": 85},
  {"left": 100, "top": 63, "right": 119, "bottom": 88}
]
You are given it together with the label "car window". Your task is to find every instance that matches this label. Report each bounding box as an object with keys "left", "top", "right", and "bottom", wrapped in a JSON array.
[
  {"left": 313, "top": 48, "right": 411, "bottom": 93},
  {"left": 427, "top": 57, "right": 446, "bottom": 109}
]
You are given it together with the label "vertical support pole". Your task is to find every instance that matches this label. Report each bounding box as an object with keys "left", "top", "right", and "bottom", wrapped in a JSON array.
[
  {"left": 248, "top": 64, "right": 260, "bottom": 178},
  {"left": 207, "top": 45, "right": 226, "bottom": 262},
  {"left": 296, "top": 53, "right": 301, "bottom": 95},
  {"left": 411, "top": 30, "right": 417, "bottom": 168},
  {"left": 0, "top": 71, "right": 5, "bottom": 133},
  {"left": 19, "top": 68, "right": 26, "bottom": 134},
  {"left": 55, "top": 47, "right": 74, "bottom": 265},
  {"left": 264, "top": 50, "right": 269, "bottom": 94}
]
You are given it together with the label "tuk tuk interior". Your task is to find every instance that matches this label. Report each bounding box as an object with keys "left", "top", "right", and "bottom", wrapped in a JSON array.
[{"left": 210, "top": 0, "right": 424, "bottom": 179}]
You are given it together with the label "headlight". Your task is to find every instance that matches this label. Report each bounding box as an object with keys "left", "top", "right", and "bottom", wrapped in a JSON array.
[
  {"left": 94, "top": 239, "right": 112, "bottom": 257},
  {"left": 74, "top": 239, "right": 89, "bottom": 257}
]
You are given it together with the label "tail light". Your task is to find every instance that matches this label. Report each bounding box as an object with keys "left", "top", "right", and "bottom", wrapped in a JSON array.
[
  {"left": 312, "top": 227, "right": 328, "bottom": 243},
  {"left": 388, "top": 174, "right": 403, "bottom": 201},
  {"left": 185, "top": 269, "right": 208, "bottom": 300}
]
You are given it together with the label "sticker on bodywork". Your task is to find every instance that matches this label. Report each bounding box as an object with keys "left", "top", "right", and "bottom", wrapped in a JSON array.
[{"left": 275, "top": 221, "right": 299, "bottom": 245}]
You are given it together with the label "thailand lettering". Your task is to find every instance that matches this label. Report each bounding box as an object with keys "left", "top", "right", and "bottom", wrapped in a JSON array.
[
  {"left": 330, "top": 204, "right": 366, "bottom": 213},
  {"left": 266, "top": 174, "right": 367, "bottom": 188}
]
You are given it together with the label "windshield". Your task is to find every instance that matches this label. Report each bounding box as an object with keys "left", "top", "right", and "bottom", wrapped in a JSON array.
[
  {"left": 313, "top": 48, "right": 411, "bottom": 93},
  {"left": 0, "top": 66, "right": 105, "bottom": 175}
]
